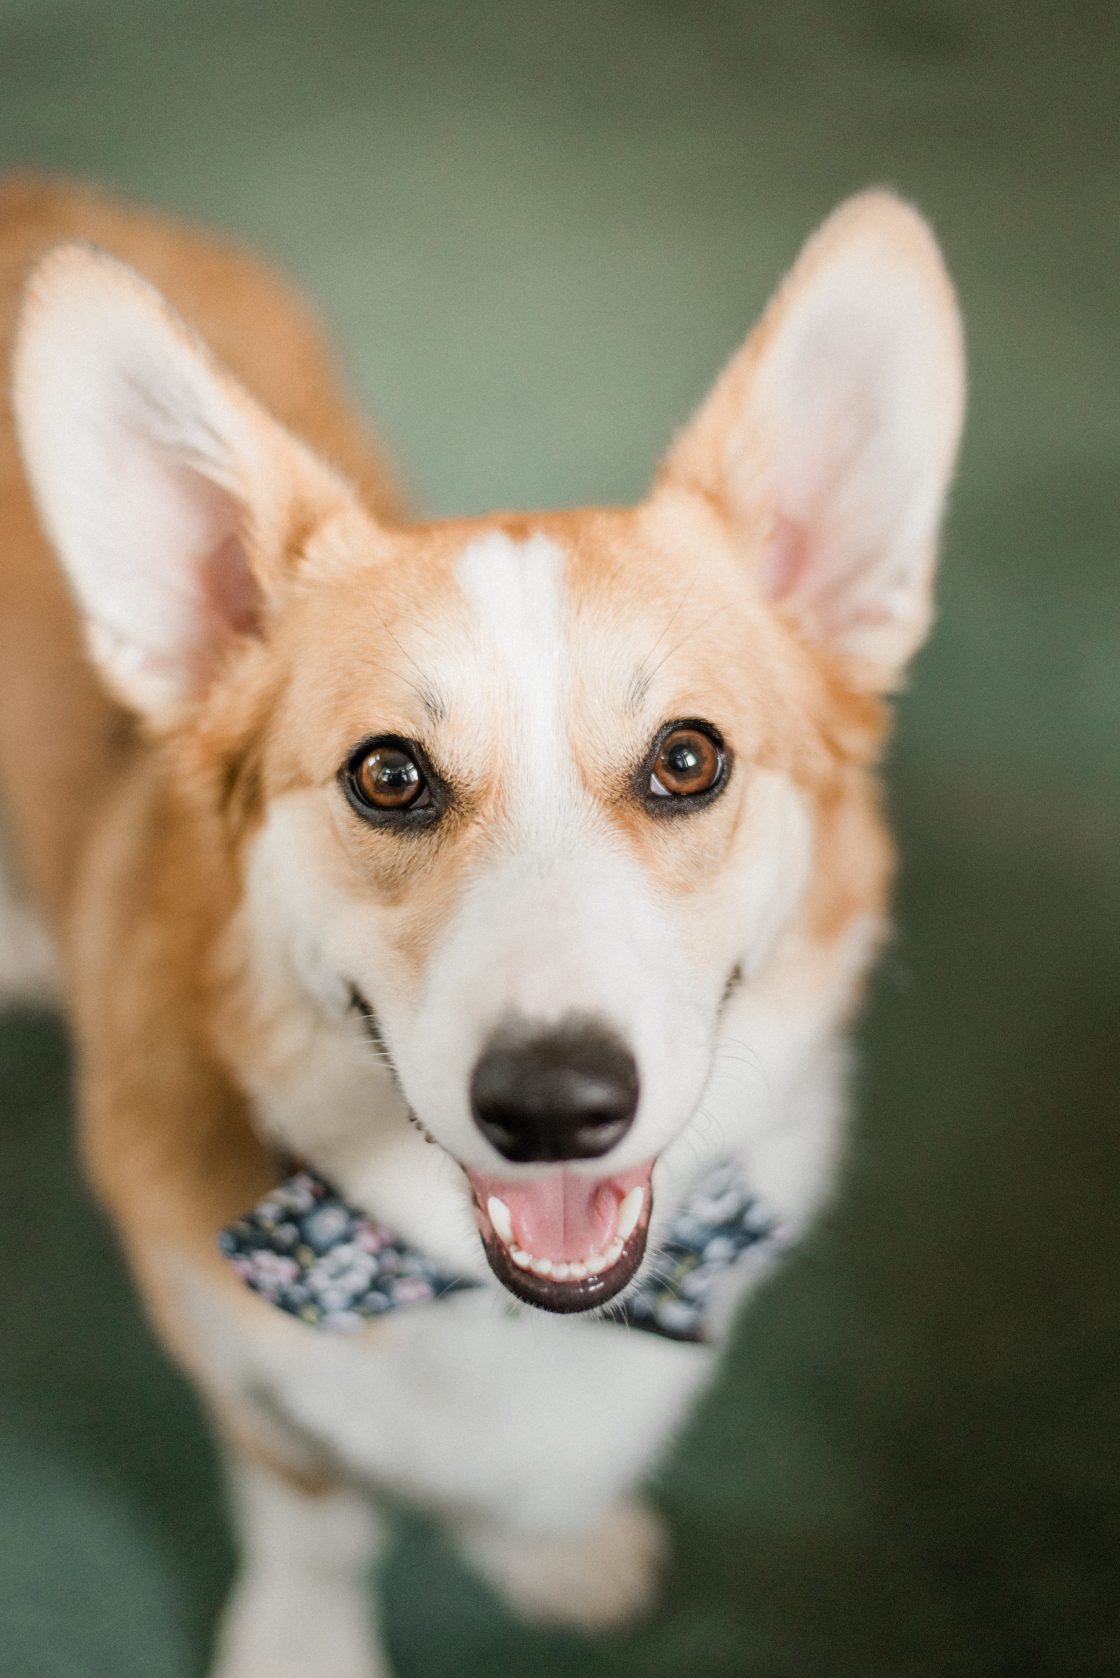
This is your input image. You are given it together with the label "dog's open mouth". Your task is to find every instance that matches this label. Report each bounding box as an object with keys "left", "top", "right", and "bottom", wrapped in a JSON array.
[{"left": 466, "top": 1161, "right": 654, "bottom": 1313}]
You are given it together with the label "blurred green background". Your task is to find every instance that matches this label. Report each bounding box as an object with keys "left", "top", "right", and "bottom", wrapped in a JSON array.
[{"left": 2, "top": 2, "right": 1118, "bottom": 1674}]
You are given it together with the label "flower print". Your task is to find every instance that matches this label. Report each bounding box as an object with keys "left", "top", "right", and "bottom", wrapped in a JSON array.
[
  {"left": 353, "top": 1222, "right": 388, "bottom": 1254},
  {"left": 246, "top": 1250, "right": 300, "bottom": 1290},
  {"left": 305, "top": 1243, "right": 377, "bottom": 1302},
  {"left": 269, "top": 1175, "right": 319, "bottom": 1216},
  {"left": 304, "top": 1203, "right": 352, "bottom": 1251},
  {"left": 220, "top": 1158, "right": 785, "bottom": 1344},
  {"left": 322, "top": 1308, "right": 365, "bottom": 1333}
]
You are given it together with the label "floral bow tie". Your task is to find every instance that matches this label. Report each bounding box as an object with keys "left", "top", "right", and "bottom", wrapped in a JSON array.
[{"left": 220, "top": 1157, "right": 786, "bottom": 1344}]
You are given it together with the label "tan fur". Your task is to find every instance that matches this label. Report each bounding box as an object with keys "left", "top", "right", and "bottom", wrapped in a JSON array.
[
  {"left": 0, "top": 180, "right": 404, "bottom": 1383},
  {"left": 0, "top": 174, "right": 401, "bottom": 923},
  {"left": 0, "top": 178, "right": 890, "bottom": 1283},
  {"left": 0, "top": 177, "right": 952, "bottom": 1598},
  {"left": 209, "top": 493, "right": 892, "bottom": 1002}
]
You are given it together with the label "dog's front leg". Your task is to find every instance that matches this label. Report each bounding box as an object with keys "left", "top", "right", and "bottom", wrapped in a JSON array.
[
  {"left": 453, "top": 1495, "right": 668, "bottom": 1632},
  {"left": 210, "top": 1447, "right": 390, "bottom": 1678}
]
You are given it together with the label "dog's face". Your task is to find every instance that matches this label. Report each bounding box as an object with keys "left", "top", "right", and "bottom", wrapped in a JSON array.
[
  {"left": 13, "top": 192, "right": 964, "bottom": 1310},
  {"left": 222, "top": 497, "right": 834, "bottom": 1306}
]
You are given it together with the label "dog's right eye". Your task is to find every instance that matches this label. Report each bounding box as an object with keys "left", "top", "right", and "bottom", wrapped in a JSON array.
[{"left": 342, "top": 737, "right": 439, "bottom": 824}]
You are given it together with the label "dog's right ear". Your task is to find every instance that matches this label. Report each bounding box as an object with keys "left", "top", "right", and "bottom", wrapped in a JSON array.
[{"left": 12, "top": 244, "right": 351, "bottom": 724}]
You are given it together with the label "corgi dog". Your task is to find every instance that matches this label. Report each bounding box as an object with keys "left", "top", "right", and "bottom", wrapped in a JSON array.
[{"left": 0, "top": 176, "right": 963, "bottom": 1678}]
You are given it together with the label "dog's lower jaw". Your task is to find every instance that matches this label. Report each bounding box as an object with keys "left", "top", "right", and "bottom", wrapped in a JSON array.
[
  {"left": 469, "top": 1158, "right": 655, "bottom": 1312},
  {"left": 478, "top": 1222, "right": 650, "bottom": 1313}
]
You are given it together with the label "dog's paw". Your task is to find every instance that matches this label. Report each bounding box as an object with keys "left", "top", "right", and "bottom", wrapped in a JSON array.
[
  {"left": 209, "top": 1572, "right": 391, "bottom": 1678},
  {"left": 465, "top": 1496, "right": 668, "bottom": 1631}
]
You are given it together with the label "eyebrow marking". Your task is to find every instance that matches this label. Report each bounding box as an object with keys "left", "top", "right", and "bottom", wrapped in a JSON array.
[
  {"left": 627, "top": 582, "right": 697, "bottom": 717},
  {"left": 625, "top": 665, "right": 651, "bottom": 716},
  {"left": 364, "top": 594, "right": 444, "bottom": 725},
  {"left": 639, "top": 603, "right": 727, "bottom": 694},
  {"left": 418, "top": 683, "right": 447, "bottom": 724}
]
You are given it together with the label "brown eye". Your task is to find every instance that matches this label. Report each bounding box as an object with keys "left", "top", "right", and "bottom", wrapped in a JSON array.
[
  {"left": 345, "top": 738, "right": 433, "bottom": 818},
  {"left": 648, "top": 723, "right": 726, "bottom": 802}
]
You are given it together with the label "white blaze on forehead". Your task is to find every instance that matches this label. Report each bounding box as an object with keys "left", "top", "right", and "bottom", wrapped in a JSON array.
[{"left": 455, "top": 530, "right": 574, "bottom": 828}]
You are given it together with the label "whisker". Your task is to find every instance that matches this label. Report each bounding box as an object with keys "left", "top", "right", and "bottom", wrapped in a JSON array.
[
  {"left": 639, "top": 603, "right": 727, "bottom": 691},
  {"left": 629, "top": 581, "right": 698, "bottom": 710}
]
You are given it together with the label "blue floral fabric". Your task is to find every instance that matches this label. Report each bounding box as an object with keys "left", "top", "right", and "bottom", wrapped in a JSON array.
[
  {"left": 219, "top": 1173, "right": 476, "bottom": 1332},
  {"left": 618, "top": 1159, "right": 789, "bottom": 1341},
  {"left": 219, "top": 1158, "right": 787, "bottom": 1343}
]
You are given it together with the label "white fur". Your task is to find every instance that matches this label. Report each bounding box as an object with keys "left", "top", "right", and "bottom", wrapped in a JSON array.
[
  {"left": 187, "top": 531, "right": 855, "bottom": 1676},
  {"left": 751, "top": 240, "right": 963, "bottom": 671},
  {"left": 458, "top": 1494, "right": 667, "bottom": 1629},
  {"left": 211, "top": 1456, "right": 388, "bottom": 1678},
  {"left": 226, "top": 675, "right": 821, "bottom": 1259},
  {"left": 11, "top": 246, "right": 345, "bottom": 723},
  {"left": 667, "top": 193, "right": 965, "bottom": 687},
  {"left": 187, "top": 524, "right": 870, "bottom": 1676},
  {"left": 455, "top": 529, "right": 572, "bottom": 831},
  {"left": 0, "top": 850, "right": 57, "bottom": 1008},
  {"left": 177, "top": 1266, "right": 710, "bottom": 1540},
  {"left": 177, "top": 1262, "right": 702, "bottom": 1654},
  {"left": 14, "top": 250, "right": 262, "bottom": 716},
  {"left": 13, "top": 197, "right": 962, "bottom": 1678}
]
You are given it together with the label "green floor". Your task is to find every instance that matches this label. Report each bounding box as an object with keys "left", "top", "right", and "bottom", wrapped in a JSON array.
[{"left": 2, "top": 3, "right": 1119, "bottom": 1674}]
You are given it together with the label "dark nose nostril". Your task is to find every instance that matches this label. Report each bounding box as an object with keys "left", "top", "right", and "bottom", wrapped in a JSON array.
[{"left": 470, "top": 1020, "right": 639, "bottom": 1165}]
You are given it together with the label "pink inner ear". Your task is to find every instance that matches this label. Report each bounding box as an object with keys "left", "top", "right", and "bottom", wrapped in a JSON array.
[
  {"left": 202, "top": 531, "right": 262, "bottom": 639},
  {"left": 760, "top": 514, "right": 813, "bottom": 603},
  {"left": 153, "top": 454, "right": 264, "bottom": 650},
  {"left": 761, "top": 513, "right": 899, "bottom": 644}
]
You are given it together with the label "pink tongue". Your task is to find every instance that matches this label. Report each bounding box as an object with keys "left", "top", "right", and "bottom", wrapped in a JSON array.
[{"left": 469, "top": 1163, "right": 650, "bottom": 1263}]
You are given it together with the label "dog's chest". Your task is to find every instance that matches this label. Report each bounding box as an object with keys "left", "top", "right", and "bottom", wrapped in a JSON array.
[{"left": 178, "top": 1262, "right": 711, "bottom": 1527}]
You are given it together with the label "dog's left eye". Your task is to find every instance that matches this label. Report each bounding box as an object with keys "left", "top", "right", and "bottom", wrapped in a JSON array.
[
  {"left": 343, "top": 737, "right": 435, "bottom": 822},
  {"left": 645, "top": 721, "right": 728, "bottom": 804}
]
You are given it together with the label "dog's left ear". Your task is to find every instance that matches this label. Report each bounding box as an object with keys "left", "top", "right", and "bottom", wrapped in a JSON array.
[{"left": 659, "top": 191, "right": 965, "bottom": 691}]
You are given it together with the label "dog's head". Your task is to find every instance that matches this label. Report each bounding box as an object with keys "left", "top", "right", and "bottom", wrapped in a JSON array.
[{"left": 13, "top": 193, "right": 964, "bottom": 1311}]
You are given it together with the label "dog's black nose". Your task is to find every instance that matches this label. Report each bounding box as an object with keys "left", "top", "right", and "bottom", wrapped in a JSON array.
[{"left": 470, "top": 1020, "right": 639, "bottom": 1164}]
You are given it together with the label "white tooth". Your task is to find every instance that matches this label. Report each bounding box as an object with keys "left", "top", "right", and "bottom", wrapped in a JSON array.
[
  {"left": 586, "top": 1251, "right": 608, "bottom": 1275},
  {"left": 605, "top": 1237, "right": 624, "bottom": 1267},
  {"left": 617, "top": 1186, "right": 645, "bottom": 1242},
  {"left": 510, "top": 1246, "right": 532, "bottom": 1269},
  {"left": 552, "top": 1262, "right": 571, "bottom": 1282},
  {"left": 487, "top": 1196, "right": 514, "bottom": 1246},
  {"left": 568, "top": 1261, "right": 588, "bottom": 1281},
  {"left": 531, "top": 1256, "right": 554, "bottom": 1278}
]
